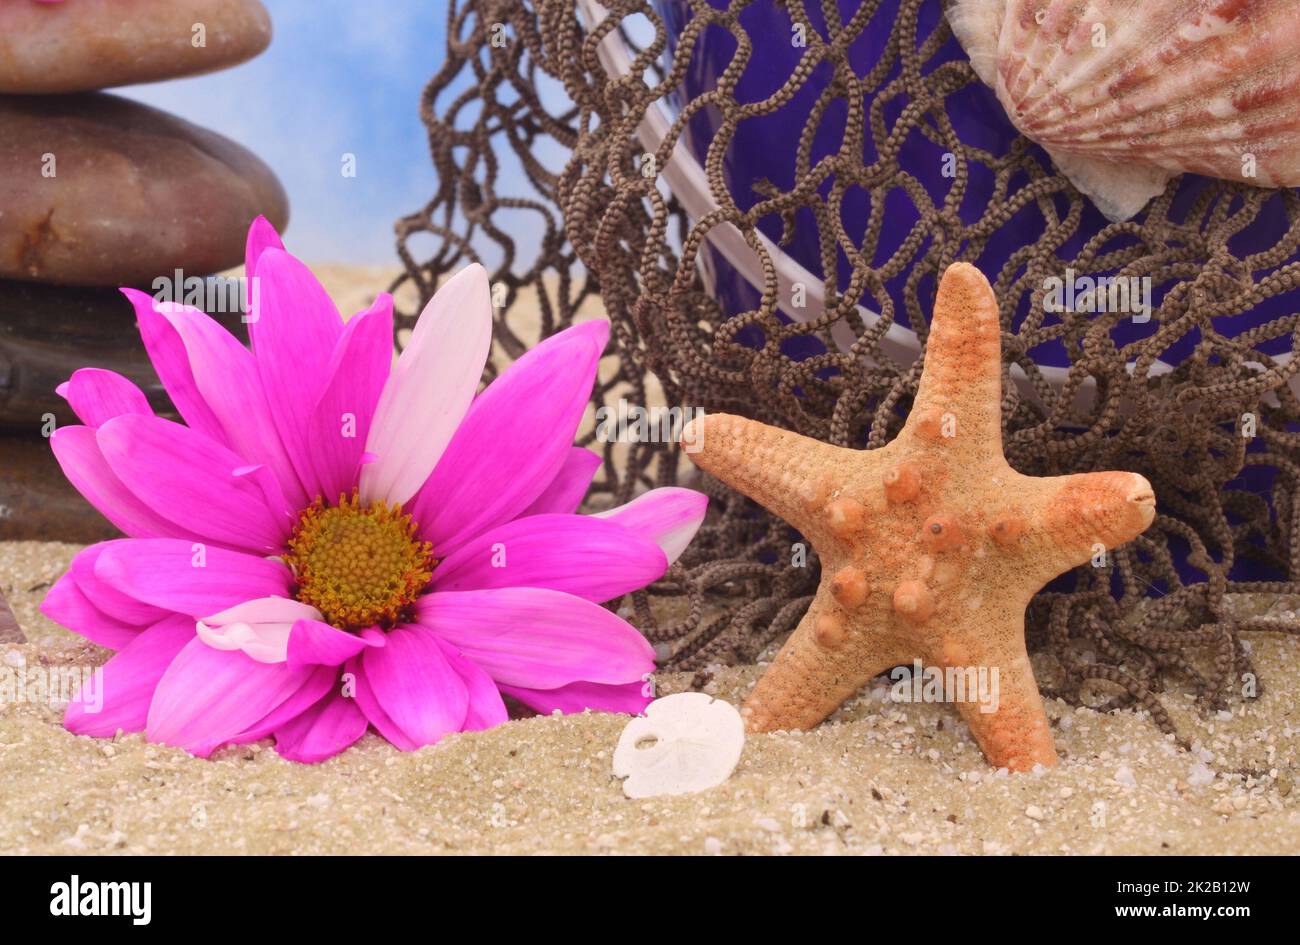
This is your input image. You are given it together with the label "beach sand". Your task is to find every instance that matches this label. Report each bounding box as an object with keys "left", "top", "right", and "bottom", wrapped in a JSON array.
[
  {"left": 3, "top": 265, "right": 1298, "bottom": 855},
  {"left": 3, "top": 539, "right": 1298, "bottom": 856}
]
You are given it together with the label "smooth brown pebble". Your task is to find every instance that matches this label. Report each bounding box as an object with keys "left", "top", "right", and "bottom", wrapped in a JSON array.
[
  {"left": 0, "top": 0, "right": 271, "bottom": 94},
  {"left": 0, "top": 93, "right": 288, "bottom": 286}
]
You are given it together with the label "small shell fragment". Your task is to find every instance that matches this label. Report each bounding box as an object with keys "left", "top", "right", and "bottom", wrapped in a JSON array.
[{"left": 612, "top": 692, "right": 745, "bottom": 799}]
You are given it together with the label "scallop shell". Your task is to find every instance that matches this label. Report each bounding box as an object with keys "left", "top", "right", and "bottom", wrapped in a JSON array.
[{"left": 948, "top": 0, "right": 1300, "bottom": 220}]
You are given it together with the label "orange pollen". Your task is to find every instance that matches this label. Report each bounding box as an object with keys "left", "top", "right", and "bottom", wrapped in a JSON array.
[{"left": 283, "top": 490, "right": 435, "bottom": 631}]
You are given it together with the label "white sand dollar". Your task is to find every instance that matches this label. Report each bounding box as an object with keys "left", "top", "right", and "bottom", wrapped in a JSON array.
[{"left": 612, "top": 692, "right": 745, "bottom": 799}]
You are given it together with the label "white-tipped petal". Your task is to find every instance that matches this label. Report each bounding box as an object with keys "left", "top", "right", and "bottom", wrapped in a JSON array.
[
  {"left": 197, "top": 596, "right": 322, "bottom": 664},
  {"left": 360, "top": 264, "right": 493, "bottom": 506},
  {"left": 595, "top": 487, "right": 708, "bottom": 565}
]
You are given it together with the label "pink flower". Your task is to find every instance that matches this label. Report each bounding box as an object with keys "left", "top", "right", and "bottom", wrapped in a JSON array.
[{"left": 43, "top": 218, "right": 707, "bottom": 762}]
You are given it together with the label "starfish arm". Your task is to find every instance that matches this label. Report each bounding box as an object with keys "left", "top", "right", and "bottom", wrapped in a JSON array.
[
  {"left": 948, "top": 632, "right": 1058, "bottom": 773},
  {"left": 741, "top": 599, "right": 907, "bottom": 732},
  {"left": 1020, "top": 470, "right": 1157, "bottom": 581},
  {"left": 681, "top": 413, "right": 848, "bottom": 535},
  {"left": 900, "top": 262, "right": 1005, "bottom": 453}
]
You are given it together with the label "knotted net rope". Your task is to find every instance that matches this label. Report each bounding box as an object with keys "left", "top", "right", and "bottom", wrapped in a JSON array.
[{"left": 392, "top": 0, "right": 1300, "bottom": 742}]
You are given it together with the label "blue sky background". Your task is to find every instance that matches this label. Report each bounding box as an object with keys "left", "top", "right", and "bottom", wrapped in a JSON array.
[{"left": 123, "top": 3, "right": 468, "bottom": 264}]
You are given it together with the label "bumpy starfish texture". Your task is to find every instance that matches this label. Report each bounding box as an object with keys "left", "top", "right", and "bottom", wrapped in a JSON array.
[{"left": 683, "top": 263, "right": 1156, "bottom": 771}]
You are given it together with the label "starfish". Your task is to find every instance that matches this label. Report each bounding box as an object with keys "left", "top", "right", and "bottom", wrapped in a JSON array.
[{"left": 682, "top": 263, "right": 1155, "bottom": 771}]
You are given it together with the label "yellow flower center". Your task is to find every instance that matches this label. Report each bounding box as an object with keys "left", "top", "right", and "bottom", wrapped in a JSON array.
[{"left": 284, "top": 491, "right": 435, "bottom": 631}]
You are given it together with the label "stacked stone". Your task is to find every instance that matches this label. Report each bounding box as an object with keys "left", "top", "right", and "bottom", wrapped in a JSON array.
[{"left": 0, "top": 0, "right": 287, "bottom": 541}]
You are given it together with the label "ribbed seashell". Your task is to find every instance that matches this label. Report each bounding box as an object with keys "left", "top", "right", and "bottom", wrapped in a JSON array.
[{"left": 948, "top": 0, "right": 1300, "bottom": 221}]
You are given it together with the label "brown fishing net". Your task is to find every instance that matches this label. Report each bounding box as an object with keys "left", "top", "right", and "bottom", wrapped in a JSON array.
[{"left": 392, "top": 0, "right": 1300, "bottom": 743}]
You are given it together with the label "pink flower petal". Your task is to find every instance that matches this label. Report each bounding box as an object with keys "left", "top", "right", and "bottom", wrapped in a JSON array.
[
  {"left": 243, "top": 215, "right": 285, "bottom": 294},
  {"left": 431, "top": 636, "right": 508, "bottom": 731},
  {"left": 123, "top": 289, "right": 306, "bottom": 511},
  {"left": 247, "top": 248, "right": 346, "bottom": 498},
  {"left": 362, "top": 624, "right": 468, "bottom": 748},
  {"left": 69, "top": 542, "right": 169, "bottom": 626},
  {"left": 415, "top": 587, "right": 655, "bottom": 689},
  {"left": 94, "top": 538, "right": 292, "bottom": 617},
  {"left": 130, "top": 289, "right": 229, "bottom": 445},
  {"left": 432, "top": 513, "right": 667, "bottom": 603},
  {"left": 196, "top": 597, "right": 322, "bottom": 663},
  {"left": 285, "top": 618, "right": 376, "bottom": 669},
  {"left": 409, "top": 320, "right": 608, "bottom": 551},
  {"left": 41, "top": 572, "right": 142, "bottom": 650},
  {"left": 64, "top": 615, "right": 195, "bottom": 737},
  {"left": 50, "top": 426, "right": 187, "bottom": 540},
  {"left": 97, "top": 414, "right": 291, "bottom": 553},
  {"left": 223, "top": 665, "right": 339, "bottom": 747},
  {"left": 56, "top": 368, "right": 153, "bottom": 428},
  {"left": 594, "top": 487, "right": 708, "bottom": 565},
  {"left": 500, "top": 679, "right": 652, "bottom": 717},
  {"left": 520, "top": 447, "right": 602, "bottom": 516},
  {"left": 345, "top": 656, "right": 416, "bottom": 751},
  {"left": 305, "top": 294, "right": 393, "bottom": 503},
  {"left": 146, "top": 639, "right": 315, "bottom": 756},
  {"left": 360, "top": 264, "right": 493, "bottom": 506},
  {"left": 232, "top": 462, "right": 293, "bottom": 525},
  {"left": 273, "top": 688, "right": 369, "bottom": 763}
]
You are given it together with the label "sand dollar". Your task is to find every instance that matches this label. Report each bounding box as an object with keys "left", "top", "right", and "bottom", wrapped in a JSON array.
[{"left": 612, "top": 692, "right": 745, "bottom": 799}]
